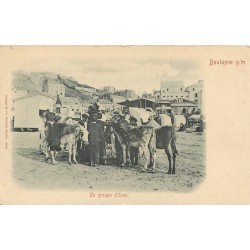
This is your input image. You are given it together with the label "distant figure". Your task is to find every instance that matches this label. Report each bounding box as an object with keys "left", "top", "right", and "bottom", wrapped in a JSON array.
[
  {"left": 178, "top": 123, "right": 187, "bottom": 132},
  {"left": 195, "top": 119, "right": 205, "bottom": 133},
  {"left": 123, "top": 107, "right": 131, "bottom": 123}
]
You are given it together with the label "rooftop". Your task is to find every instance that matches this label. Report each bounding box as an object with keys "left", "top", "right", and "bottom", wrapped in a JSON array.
[
  {"left": 118, "top": 97, "right": 156, "bottom": 105},
  {"left": 13, "top": 92, "right": 54, "bottom": 102},
  {"left": 185, "top": 80, "right": 204, "bottom": 90},
  {"left": 170, "top": 98, "right": 198, "bottom": 107}
]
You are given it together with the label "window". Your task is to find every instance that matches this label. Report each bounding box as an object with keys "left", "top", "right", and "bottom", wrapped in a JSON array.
[
  {"left": 167, "top": 88, "right": 168, "bottom": 91},
  {"left": 176, "top": 96, "right": 178, "bottom": 97},
  {"left": 193, "top": 88, "right": 195, "bottom": 91},
  {"left": 180, "top": 88, "right": 182, "bottom": 91},
  {"left": 72, "top": 109, "right": 74, "bottom": 111},
  {"left": 181, "top": 96, "right": 183, "bottom": 97},
  {"left": 77, "top": 109, "right": 79, "bottom": 111},
  {"left": 186, "top": 96, "right": 188, "bottom": 98},
  {"left": 195, "top": 93, "right": 198, "bottom": 97},
  {"left": 171, "top": 96, "right": 173, "bottom": 97}
]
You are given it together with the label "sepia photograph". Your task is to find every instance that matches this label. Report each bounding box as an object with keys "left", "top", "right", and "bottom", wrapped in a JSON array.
[{"left": 10, "top": 47, "right": 205, "bottom": 193}]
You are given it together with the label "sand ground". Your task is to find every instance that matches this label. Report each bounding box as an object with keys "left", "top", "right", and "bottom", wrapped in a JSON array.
[{"left": 12, "top": 131, "right": 205, "bottom": 192}]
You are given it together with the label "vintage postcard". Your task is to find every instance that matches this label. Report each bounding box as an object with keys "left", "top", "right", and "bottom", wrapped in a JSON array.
[{"left": 0, "top": 46, "right": 249, "bottom": 204}]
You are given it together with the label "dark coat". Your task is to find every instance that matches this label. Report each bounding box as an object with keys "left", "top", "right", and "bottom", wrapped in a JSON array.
[{"left": 88, "top": 122, "right": 106, "bottom": 145}]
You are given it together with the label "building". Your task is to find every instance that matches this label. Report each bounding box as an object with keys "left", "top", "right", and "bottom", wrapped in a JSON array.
[
  {"left": 102, "top": 86, "right": 115, "bottom": 94},
  {"left": 153, "top": 90, "right": 161, "bottom": 101},
  {"left": 170, "top": 98, "right": 198, "bottom": 115},
  {"left": 185, "top": 80, "right": 203, "bottom": 110},
  {"left": 155, "top": 100, "right": 171, "bottom": 109},
  {"left": 59, "top": 96, "right": 86, "bottom": 119},
  {"left": 160, "top": 81, "right": 189, "bottom": 101},
  {"left": 142, "top": 92, "right": 154, "bottom": 99},
  {"left": 156, "top": 80, "right": 204, "bottom": 113},
  {"left": 42, "top": 78, "right": 65, "bottom": 97},
  {"left": 118, "top": 98, "right": 156, "bottom": 110},
  {"left": 113, "top": 89, "right": 137, "bottom": 99},
  {"left": 12, "top": 92, "right": 54, "bottom": 130}
]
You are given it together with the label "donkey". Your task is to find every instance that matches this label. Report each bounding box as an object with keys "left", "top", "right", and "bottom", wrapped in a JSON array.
[
  {"left": 60, "top": 118, "right": 84, "bottom": 165},
  {"left": 110, "top": 114, "right": 156, "bottom": 172},
  {"left": 155, "top": 125, "right": 177, "bottom": 174}
]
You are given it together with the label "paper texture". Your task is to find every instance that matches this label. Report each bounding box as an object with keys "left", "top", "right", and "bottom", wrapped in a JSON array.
[{"left": 0, "top": 46, "right": 249, "bottom": 204}]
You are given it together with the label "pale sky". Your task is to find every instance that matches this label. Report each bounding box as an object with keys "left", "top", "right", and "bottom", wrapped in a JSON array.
[{"left": 8, "top": 46, "right": 204, "bottom": 95}]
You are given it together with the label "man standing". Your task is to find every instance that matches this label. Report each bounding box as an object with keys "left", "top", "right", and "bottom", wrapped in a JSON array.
[
  {"left": 166, "top": 107, "right": 179, "bottom": 155},
  {"left": 129, "top": 116, "right": 139, "bottom": 167},
  {"left": 87, "top": 114, "right": 106, "bottom": 166}
]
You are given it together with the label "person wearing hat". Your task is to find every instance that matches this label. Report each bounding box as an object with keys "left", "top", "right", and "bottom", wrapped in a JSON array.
[
  {"left": 87, "top": 113, "right": 106, "bottom": 166},
  {"left": 129, "top": 116, "right": 140, "bottom": 167},
  {"left": 87, "top": 102, "right": 102, "bottom": 126},
  {"left": 48, "top": 114, "right": 67, "bottom": 164},
  {"left": 123, "top": 107, "right": 130, "bottom": 123},
  {"left": 166, "top": 108, "right": 178, "bottom": 155}
]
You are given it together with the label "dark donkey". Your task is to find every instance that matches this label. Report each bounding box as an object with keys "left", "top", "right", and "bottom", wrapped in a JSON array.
[{"left": 155, "top": 125, "right": 177, "bottom": 174}]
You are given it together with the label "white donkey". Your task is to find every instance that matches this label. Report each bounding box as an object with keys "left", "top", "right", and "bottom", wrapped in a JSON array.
[{"left": 60, "top": 118, "right": 88, "bottom": 164}]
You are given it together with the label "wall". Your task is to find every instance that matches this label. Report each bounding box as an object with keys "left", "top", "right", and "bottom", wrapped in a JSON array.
[
  {"left": 161, "top": 90, "right": 190, "bottom": 100},
  {"left": 14, "top": 95, "right": 54, "bottom": 128}
]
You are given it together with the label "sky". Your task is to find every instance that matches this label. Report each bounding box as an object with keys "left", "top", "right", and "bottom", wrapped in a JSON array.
[{"left": 7, "top": 46, "right": 204, "bottom": 95}]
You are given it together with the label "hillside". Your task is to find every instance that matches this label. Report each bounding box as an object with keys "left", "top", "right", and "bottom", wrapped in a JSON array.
[{"left": 12, "top": 71, "right": 95, "bottom": 103}]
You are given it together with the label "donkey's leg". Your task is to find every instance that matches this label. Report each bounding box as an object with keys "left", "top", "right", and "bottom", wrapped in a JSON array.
[
  {"left": 121, "top": 144, "right": 127, "bottom": 167},
  {"left": 72, "top": 143, "right": 78, "bottom": 164},
  {"left": 142, "top": 146, "right": 150, "bottom": 171},
  {"left": 68, "top": 144, "right": 72, "bottom": 165},
  {"left": 44, "top": 141, "right": 49, "bottom": 162},
  {"left": 126, "top": 145, "right": 131, "bottom": 166},
  {"left": 151, "top": 150, "right": 156, "bottom": 172},
  {"left": 164, "top": 146, "right": 172, "bottom": 174},
  {"left": 171, "top": 145, "right": 176, "bottom": 174}
]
